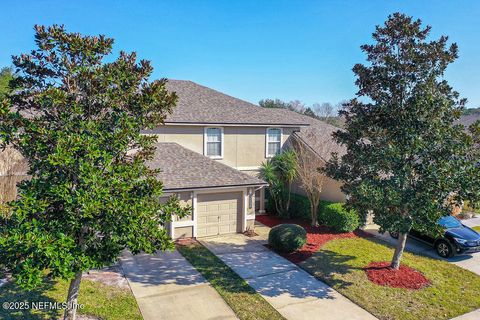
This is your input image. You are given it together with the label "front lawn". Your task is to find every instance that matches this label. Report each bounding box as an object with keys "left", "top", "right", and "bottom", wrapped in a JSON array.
[
  {"left": 300, "top": 236, "right": 480, "bottom": 320},
  {"left": 0, "top": 277, "right": 142, "bottom": 320},
  {"left": 177, "top": 241, "right": 285, "bottom": 320}
]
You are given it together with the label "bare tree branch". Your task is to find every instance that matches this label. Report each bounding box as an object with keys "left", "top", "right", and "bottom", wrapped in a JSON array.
[{"left": 291, "top": 134, "right": 336, "bottom": 226}]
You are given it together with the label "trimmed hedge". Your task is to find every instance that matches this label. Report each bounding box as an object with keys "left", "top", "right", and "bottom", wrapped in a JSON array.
[
  {"left": 266, "top": 191, "right": 335, "bottom": 222},
  {"left": 266, "top": 191, "right": 359, "bottom": 232},
  {"left": 268, "top": 224, "right": 307, "bottom": 253},
  {"left": 288, "top": 193, "right": 311, "bottom": 219},
  {"left": 318, "top": 203, "right": 359, "bottom": 232}
]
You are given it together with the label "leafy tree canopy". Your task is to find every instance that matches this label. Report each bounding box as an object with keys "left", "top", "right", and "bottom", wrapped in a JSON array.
[
  {"left": 0, "top": 67, "right": 14, "bottom": 100},
  {"left": 0, "top": 25, "right": 189, "bottom": 292},
  {"left": 259, "top": 98, "right": 344, "bottom": 126},
  {"left": 259, "top": 98, "right": 292, "bottom": 109},
  {"left": 325, "top": 13, "right": 480, "bottom": 267},
  {"left": 463, "top": 107, "right": 480, "bottom": 116}
]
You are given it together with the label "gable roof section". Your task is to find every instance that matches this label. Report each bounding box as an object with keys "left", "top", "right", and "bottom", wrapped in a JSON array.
[
  {"left": 163, "top": 80, "right": 309, "bottom": 126},
  {"left": 147, "top": 142, "right": 267, "bottom": 191},
  {"left": 265, "top": 108, "right": 347, "bottom": 161},
  {"left": 457, "top": 113, "right": 480, "bottom": 128}
]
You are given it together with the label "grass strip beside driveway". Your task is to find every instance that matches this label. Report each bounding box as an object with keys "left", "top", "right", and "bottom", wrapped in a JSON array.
[
  {"left": 177, "top": 241, "right": 285, "bottom": 320},
  {"left": 0, "top": 278, "right": 142, "bottom": 320},
  {"left": 300, "top": 236, "right": 480, "bottom": 320}
]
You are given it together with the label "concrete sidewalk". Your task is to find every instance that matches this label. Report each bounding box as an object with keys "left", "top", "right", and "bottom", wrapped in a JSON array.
[
  {"left": 201, "top": 223, "right": 377, "bottom": 320},
  {"left": 121, "top": 250, "right": 237, "bottom": 320}
]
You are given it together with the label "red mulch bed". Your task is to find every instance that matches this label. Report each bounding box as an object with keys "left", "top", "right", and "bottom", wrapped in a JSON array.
[
  {"left": 364, "top": 261, "right": 430, "bottom": 290},
  {"left": 256, "top": 215, "right": 372, "bottom": 263}
]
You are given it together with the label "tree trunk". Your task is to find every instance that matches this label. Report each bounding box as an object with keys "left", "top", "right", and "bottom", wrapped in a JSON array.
[
  {"left": 285, "top": 183, "right": 292, "bottom": 217},
  {"left": 391, "top": 232, "right": 408, "bottom": 269},
  {"left": 310, "top": 202, "right": 318, "bottom": 227},
  {"left": 63, "top": 271, "right": 82, "bottom": 320}
]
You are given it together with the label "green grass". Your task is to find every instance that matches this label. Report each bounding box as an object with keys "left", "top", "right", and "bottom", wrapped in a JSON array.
[
  {"left": 177, "top": 241, "right": 285, "bottom": 320},
  {"left": 299, "top": 236, "right": 480, "bottom": 320},
  {"left": 0, "top": 277, "right": 142, "bottom": 320},
  {"left": 472, "top": 226, "right": 480, "bottom": 232}
]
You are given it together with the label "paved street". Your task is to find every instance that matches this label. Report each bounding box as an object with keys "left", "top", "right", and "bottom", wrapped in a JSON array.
[{"left": 364, "top": 218, "right": 480, "bottom": 276}]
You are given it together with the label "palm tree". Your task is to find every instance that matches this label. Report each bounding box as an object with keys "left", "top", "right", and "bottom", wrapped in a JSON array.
[{"left": 259, "top": 150, "right": 298, "bottom": 218}]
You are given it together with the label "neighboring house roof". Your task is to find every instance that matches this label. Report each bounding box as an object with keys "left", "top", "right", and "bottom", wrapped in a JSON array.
[
  {"left": 264, "top": 108, "right": 346, "bottom": 161},
  {"left": 147, "top": 142, "right": 267, "bottom": 191},
  {"left": 163, "top": 80, "right": 310, "bottom": 127},
  {"left": 458, "top": 113, "right": 480, "bottom": 128}
]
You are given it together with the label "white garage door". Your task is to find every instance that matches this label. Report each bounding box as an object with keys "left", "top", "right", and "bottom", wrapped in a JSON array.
[{"left": 197, "top": 192, "right": 242, "bottom": 237}]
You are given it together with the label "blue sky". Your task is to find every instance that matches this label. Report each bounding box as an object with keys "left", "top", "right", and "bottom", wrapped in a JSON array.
[{"left": 2, "top": 1, "right": 480, "bottom": 107}]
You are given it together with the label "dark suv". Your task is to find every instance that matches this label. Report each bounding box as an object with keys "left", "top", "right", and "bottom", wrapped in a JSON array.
[{"left": 390, "top": 216, "right": 480, "bottom": 258}]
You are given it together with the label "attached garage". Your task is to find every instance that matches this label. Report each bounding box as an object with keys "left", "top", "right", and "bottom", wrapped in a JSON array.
[
  {"left": 197, "top": 192, "right": 242, "bottom": 237},
  {"left": 148, "top": 143, "right": 267, "bottom": 240}
]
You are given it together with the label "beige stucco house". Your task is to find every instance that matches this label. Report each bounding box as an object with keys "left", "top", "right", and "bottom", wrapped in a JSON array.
[
  {"left": 0, "top": 79, "right": 346, "bottom": 240},
  {"left": 144, "top": 80, "right": 346, "bottom": 239}
]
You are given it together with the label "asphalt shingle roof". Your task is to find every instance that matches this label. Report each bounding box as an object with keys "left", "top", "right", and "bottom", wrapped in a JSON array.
[
  {"left": 262, "top": 108, "right": 346, "bottom": 161},
  {"left": 164, "top": 80, "right": 310, "bottom": 126},
  {"left": 148, "top": 142, "right": 267, "bottom": 191},
  {"left": 458, "top": 114, "right": 480, "bottom": 128}
]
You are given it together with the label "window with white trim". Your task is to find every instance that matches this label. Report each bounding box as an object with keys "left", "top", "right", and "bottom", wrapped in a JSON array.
[
  {"left": 204, "top": 127, "right": 223, "bottom": 158},
  {"left": 266, "top": 128, "right": 282, "bottom": 157}
]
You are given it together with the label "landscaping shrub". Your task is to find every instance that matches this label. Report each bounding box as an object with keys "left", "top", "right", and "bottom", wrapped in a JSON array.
[
  {"left": 319, "top": 203, "right": 359, "bottom": 232},
  {"left": 287, "top": 193, "right": 311, "bottom": 219},
  {"left": 265, "top": 191, "right": 340, "bottom": 226},
  {"left": 268, "top": 224, "right": 307, "bottom": 253},
  {"left": 289, "top": 193, "right": 335, "bottom": 223},
  {"left": 265, "top": 188, "right": 277, "bottom": 215}
]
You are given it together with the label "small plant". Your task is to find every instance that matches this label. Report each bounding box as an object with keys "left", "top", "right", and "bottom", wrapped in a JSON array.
[
  {"left": 268, "top": 224, "right": 306, "bottom": 253},
  {"left": 318, "top": 203, "right": 359, "bottom": 232},
  {"left": 243, "top": 225, "right": 258, "bottom": 237}
]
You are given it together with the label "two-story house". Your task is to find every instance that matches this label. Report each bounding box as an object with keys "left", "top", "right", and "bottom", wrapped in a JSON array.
[{"left": 143, "top": 80, "right": 345, "bottom": 239}]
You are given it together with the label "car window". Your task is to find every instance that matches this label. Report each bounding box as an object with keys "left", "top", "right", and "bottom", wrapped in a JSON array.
[{"left": 438, "top": 216, "right": 462, "bottom": 229}]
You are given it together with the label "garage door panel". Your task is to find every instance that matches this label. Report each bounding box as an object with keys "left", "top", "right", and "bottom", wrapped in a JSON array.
[
  {"left": 207, "top": 225, "right": 219, "bottom": 235},
  {"left": 197, "top": 192, "right": 242, "bottom": 237},
  {"left": 219, "top": 224, "right": 234, "bottom": 234},
  {"left": 220, "top": 203, "right": 230, "bottom": 210},
  {"left": 197, "top": 227, "right": 206, "bottom": 237},
  {"left": 207, "top": 204, "right": 219, "bottom": 212},
  {"left": 207, "top": 216, "right": 219, "bottom": 223},
  {"left": 219, "top": 214, "right": 230, "bottom": 222}
]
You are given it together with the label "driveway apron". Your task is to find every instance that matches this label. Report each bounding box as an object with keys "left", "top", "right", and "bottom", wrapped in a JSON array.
[
  {"left": 121, "top": 250, "right": 237, "bottom": 320},
  {"left": 200, "top": 223, "right": 377, "bottom": 320}
]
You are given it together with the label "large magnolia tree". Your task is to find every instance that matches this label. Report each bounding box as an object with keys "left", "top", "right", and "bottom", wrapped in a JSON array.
[
  {"left": 325, "top": 13, "right": 480, "bottom": 269},
  {"left": 0, "top": 25, "right": 189, "bottom": 320}
]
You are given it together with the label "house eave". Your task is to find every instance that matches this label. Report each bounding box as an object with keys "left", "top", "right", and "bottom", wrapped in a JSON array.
[
  {"left": 163, "top": 182, "right": 268, "bottom": 193},
  {"left": 162, "top": 121, "right": 309, "bottom": 128}
]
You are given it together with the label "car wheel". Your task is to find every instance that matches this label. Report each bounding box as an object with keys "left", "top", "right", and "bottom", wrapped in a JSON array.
[
  {"left": 435, "top": 240, "right": 455, "bottom": 258},
  {"left": 389, "top": 231, "right": 399, "bottom": 239}
]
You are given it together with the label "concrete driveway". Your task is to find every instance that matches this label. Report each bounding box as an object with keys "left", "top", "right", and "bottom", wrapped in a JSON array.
[
  {"left": 201, "top": 226, "right": 377, "bottom": 320},
  {"left": 364, "top": 219, "right": 480, "bottom": 276},
  {"left": 121, "top": 250, "right": 237, "bottom": 320}
]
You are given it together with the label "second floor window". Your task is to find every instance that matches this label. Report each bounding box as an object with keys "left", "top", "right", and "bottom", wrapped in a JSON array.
[
  {"left": 205, "top": 127, "right": 223, "bottom": 158},
  {"left": 266, "top": 128, "right": 282, "bottom": 157}
]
